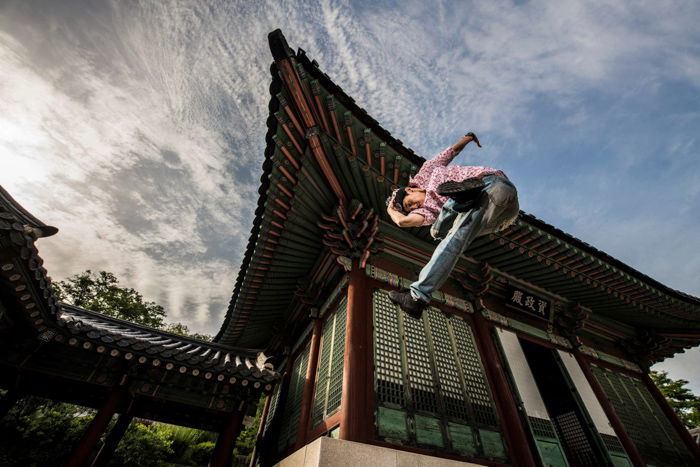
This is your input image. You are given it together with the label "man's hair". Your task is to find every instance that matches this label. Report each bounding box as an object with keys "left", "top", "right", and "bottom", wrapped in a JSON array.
[{"left": 386, "top": 187, "right": 409, "bottom": 215}]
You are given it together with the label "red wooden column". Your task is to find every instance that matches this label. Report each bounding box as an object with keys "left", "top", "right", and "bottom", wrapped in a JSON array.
[
  {"left": 260, "top": 358, "right": 294, "bottom": 466},
  {"left": 248, "top": 394, "right": 272, "bottom": 467},
  {"left": 210, "top": 400, "right": 248, "bottom": 467},
  {"left": 90, "top": 404, "right": 134, "bottom": 467},
  {"left": 339, "top": 261, "right": 372, "bottom": 442},
  {"left": 67, "top": 376, "right": 131, "bottom": 467},
  {"left": 295, "top": 317, "right": 323, "bottom": 448},
  {"left": 640, "top": 371, "right": 700, "bottom": 463},
  {"left": 472, "top": 311, "right": 537, "bottom": 467},
  {"left": 570, "top": 349, "right": 645, "bottom": 467}
]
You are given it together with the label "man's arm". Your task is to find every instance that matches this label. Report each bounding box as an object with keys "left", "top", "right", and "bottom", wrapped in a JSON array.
[
  {"left": 451, "top": 133, "right": 476, "bottom": 155},
  {"left": 411, "top": 134, "right": 477, "bottom": 186},
  {"left": 387, "top": 198, "right": 425, "bottom": 227}
]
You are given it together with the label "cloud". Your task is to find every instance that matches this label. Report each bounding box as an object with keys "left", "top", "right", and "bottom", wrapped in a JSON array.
[{"left": 1, "top": 0, "right": 699, "bottom": 370}]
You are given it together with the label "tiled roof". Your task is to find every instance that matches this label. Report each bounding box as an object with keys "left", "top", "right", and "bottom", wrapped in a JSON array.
[
  {"left": 215, "top": 30, "right": 700, "bottom": 353},
  {"left": 0, "top": 184, "right": 279, "bottom": 388},
  {"left": 58, "top": 304, "right": 276, "bottom": 383}
]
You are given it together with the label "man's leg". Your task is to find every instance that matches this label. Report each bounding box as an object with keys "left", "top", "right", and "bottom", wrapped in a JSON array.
[
  {"left": 409, "top": 202, "right": 488, "bottom": 302},
  {"left": 430, "top": 198, "right": 461, "bottom": 240},
  {"left": 390, "top": 177, "right": 518, "bottom": 315}
]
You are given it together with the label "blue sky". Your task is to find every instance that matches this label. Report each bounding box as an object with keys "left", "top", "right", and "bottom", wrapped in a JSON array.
[{"left": 1, "top": 0, "right": 699, "bottom": 390}]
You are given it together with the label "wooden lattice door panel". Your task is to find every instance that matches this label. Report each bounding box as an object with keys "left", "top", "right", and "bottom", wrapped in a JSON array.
[
  {"left": 591, "top": 365, "right": 697, "bottom": 467},
  {"left": 277, "top": 340, "right": 311, "bottom": 451},
  {"left": 372, "top": 289, "right": 507, "bottom": 462},
  {"left": 311, "top": 297, "right": 347, "bottom": 427}
]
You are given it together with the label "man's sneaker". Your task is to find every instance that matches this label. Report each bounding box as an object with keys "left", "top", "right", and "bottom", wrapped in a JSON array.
[
  {"left": 437, "top": 178, "right": 485, "bottom": 197},
  {"left": 437, "top": 178, "right": 485, "bottom": 205},
  {"left": 388, "top": 290, "right": 427, "bottom": 320}
]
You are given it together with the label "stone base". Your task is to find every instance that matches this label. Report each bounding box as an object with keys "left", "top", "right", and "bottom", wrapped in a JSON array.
[{"left": 273, "top": 437, "right": 485, "bottom": 467}]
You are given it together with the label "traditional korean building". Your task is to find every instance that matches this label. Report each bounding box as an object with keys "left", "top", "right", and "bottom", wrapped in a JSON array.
[
  {"left": 0, "top": 185, "right": 278, "bottom": 466},
  {"left": 214, "top": 30, "right": 700, "bottom": 467}
]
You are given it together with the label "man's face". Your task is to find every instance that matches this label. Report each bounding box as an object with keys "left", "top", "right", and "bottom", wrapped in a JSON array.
[{"left": 402, "top": 188, "right": 426, "bottom": 212}]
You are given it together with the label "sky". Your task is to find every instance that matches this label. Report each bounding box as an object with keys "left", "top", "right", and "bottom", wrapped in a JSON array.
[{"left": 1, "top": 0, "right": 699, "bottom": 390}]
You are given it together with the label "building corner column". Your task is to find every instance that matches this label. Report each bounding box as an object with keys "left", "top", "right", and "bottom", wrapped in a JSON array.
[
  {"left": 339, "top": 261, "right": 372, "bottom": 443},
  {"left": 295, "top": 317, "right": 323, "bottom": 448},
  {"left": 89, "top": 399, "right": 135, "bottom": 467},
  {"left": 67, "top": 375, "right": 131, "bottom": 467},
  {"left": 210, "top": 400, "right": 248, "bottom": 467}
]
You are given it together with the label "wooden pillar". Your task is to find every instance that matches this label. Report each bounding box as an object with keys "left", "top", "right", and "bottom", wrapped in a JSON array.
[
  {"left": 248, "top": 395, "right": 272, "bottom": 467},
  {"left": 259, "top": 359, "right": 293, "bottom": 466},
  {"left": 339, "top": 261, "right": 372, "bottom": 442},
  {"left": 0, "top": 387, "right": 21, "bottom": 420},
  {"left": 90, "top": 407, "right": 134, "bottom": 467},
  {"left": 67, "top": 376, "right": 130, "bottom": 467},
  {"left": 210, "top": 400, "right": 247, "bottom": 467},
  {"left": 472, "top": 311, "right": 537, "bottom": 467},
  {"left": 640, "top": 371, "right": 700, "bottom": 463},
  {"left": 295, "top": 318, "right": 323, "bottom": 448},
  {"left": 570, "top": 348, "right": 646, "bottom": 467}
]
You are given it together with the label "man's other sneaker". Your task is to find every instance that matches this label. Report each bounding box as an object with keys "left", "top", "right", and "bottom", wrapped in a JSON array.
[{"left": 388, "top": 290, "right": 427, "bottom": 320}]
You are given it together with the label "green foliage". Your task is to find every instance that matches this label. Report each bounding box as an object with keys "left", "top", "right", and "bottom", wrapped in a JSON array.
[
  {"left": 236, "top": 395, "right": 265, "bottom": 454},
  {"left": 55, "top": 269, "right": 212, "bottom": 340},
  {"left": 162, "top": 322, "right": 212, "bottom": 341},
  {"left": 110, "top": 423, "right": 174, "bottom": 467},
  {"left": 157, "top": 423, "right": 216, "bottom": 465},
  {"left": 1, "top": 271, "right": 254, "bottom": 465},
  {"left": 190, "top": 441, "right": 216, "bottom": 465},
  {"left": 0, "top": 393, "right": 265, "bottom": 466},
  {"left": 55, "top": 270, "right": 166, "bottom": 328},
  {"left": 0, "top": 397, "right": 219, "bottom": 466},
  {"left": 650, "top": 370, "right": 700, "bottom": 429},
  {"left": 0, "top": 396, "right": 94, "bottom": 466}
]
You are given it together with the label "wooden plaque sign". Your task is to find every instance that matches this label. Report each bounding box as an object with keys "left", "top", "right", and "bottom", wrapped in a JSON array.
[{"left": 505, "top": 285, "right": 551, "bottom": 321}]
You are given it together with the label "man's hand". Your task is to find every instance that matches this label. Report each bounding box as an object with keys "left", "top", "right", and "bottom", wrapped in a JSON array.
[{"left": 451, "top": 132, "right": 481, "bottom": 155}]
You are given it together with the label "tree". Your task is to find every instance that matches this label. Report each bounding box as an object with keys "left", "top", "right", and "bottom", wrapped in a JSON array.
[
  {"left": 162, "top": 322, "right": 212, "bottom": 342},
  {"left": 650, "top": 370, "right": 700, "bottom": 429},
  {"left": 54, "top": 270, "right": 211, "bottom": 341},
  {"left": 55, "top": 270, "right": 166, "bottom": 328},
  {"left": 0, "top": 270, "right": 228, "bottom": 465}
]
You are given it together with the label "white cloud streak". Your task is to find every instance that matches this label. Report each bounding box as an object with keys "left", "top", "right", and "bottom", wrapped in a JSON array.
[{"left": 1, "top": 0, "right": 699, "bottom": 398}]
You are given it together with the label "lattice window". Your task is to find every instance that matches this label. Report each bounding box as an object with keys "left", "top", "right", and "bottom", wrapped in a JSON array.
[
  {"left": 600, "top": 433, "right": 625, "bottom": 454},
  {"left": 277, "top": 339, "right": 311, "bottom": 451},
  {"left": 372, "top": 289, "right": 503, "bottom": 460},
  {"left": 403, "top": 308, "right": 438, "bottom": 414},
  {"left": 554, "top": 410, "right": 598, "bottom": 467},
  {"left": 427, "top": 310, "right": 470, "bottom": 421},
  {"left": 451, "top": 317, "right": 499, "bottom": 427},
  {"left": 591, "top": 365, "right": 696, "bottom": 467},
  {"left": 374, "top": 290, "right": 405, "bottom": 407},
  {"left": 263, "top": 381, "right": 282, "bottom": 437},
  {"left": 311, "top": 297, "right": 347, "bottom": 426},
  {"left": 529, "top": 416, "right": 557, "bottom": 439}
]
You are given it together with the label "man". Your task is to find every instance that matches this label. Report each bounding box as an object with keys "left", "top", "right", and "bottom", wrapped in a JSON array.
[{"left": 386, "top": 132, "right": 519, "bottom": 318}]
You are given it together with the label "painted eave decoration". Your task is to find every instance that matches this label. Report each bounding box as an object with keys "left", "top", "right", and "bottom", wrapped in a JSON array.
[{"left": 215, "top": 29, "right": 700, "bottom": 361}]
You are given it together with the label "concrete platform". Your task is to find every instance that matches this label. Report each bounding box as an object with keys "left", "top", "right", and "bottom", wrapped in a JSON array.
[{"left": 273, "top": 437, "right": 485, "bottom": 467}]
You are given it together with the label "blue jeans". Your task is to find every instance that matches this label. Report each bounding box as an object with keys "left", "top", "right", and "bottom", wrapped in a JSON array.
[{"left": 410, "top": 175, "right": 519, "bottom": 302}]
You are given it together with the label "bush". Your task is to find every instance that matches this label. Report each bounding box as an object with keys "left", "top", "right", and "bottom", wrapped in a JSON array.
[
  {"left": 190, "top": 441, "right": 216, "bottom": 466},
  {"left": 110, "top": 423, "right": 174, "bottom": 467},
  {"left": 0, "top": 397, "right": 93, "bottom": 466}
]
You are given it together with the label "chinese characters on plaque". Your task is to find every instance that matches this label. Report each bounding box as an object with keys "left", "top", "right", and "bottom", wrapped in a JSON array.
[{"left": 506, "top": 285, "right": 551, "bottom": 320}]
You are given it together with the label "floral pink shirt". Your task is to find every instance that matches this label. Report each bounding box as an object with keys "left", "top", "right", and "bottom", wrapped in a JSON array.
[{"left": 410, "top": 147, "right": 507, "bottom": 226}]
